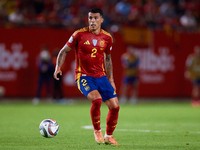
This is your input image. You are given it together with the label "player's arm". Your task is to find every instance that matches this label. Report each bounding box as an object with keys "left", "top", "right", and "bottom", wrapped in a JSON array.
[
  {"left": 185, "top": 55, "right": 193, "bottom": 79},
  {"left": 105, "top": 53, "right": 116, "bottom": 90},
  {"left": 54, "top": 44, "right": 72, "bottom": 80}
]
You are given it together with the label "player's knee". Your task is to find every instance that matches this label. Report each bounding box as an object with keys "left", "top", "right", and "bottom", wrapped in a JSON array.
[
  {"left": 111, "top": 105, "right": 119, "bottom": 109},
  {"left": 108, "top": 102, "right": 119, "bottom": 109},
  {"left": 91, "top": 98, "right": 102, "bottom": 106},
  {"left": 88, "top": 96, "right": 102, "bottom": 101},
  {"left": 114, "top": 105, "right": 120, "bottom": 111},
  {"left": 109, "top": 106, "right": 120, "bottom": 114},
  {"left": 87, "top": 90, "right": 102, "bottom": 101}
]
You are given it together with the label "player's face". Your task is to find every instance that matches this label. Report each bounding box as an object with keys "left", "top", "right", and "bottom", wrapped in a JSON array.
[{"left": 88, "top": 12, "right": 103, "bottom": 32}]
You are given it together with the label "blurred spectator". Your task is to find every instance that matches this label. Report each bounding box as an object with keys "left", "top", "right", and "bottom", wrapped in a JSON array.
[
  {"left": 60, "top": 8, "right": 75, "bottom": 27},
  {"left": 119, "top": 46, "right": 140, "bottom": 104},
  {"left": 52, "top": 48, "right": 66, "bottom": 103},
  {"left": 34, "top": 0, "right": 45, "bottom": 15},
  {"left": 185, "top": 46, "right": 200, "bottom": 107},
  {"left": 180, "top": 10, "right": 197, "bottom": 31},
  {"left": 8, "top": 8, "right": 24, "bottom": 24},
  {"left": 115, "top": 0, "right": 131, "bottom": 15},
  {"left": 22, "top": 8, "right": 36, "bottom": 25},
  {"left": 159, "top": 1, "right": 175, "bottom": 17},
  {"left": 143, "top": 0, "right": 158, "bottom": 29},
  {"left": 32, "top": 45, "right": 54, "bottom": 104},
  {"left": 36, "top": 9, "right": 49, "bottom": 25},
  {"left": 0, "top": 0, "right": 200, "bottom": 32},
  {"left": 0, "top": 4, "right": 8, "bottom": 26},
  {"left": 0, "top": 0, "right": 16, "bottom": 15},
  {"left": 47, "top": 10, "right": 62, "bottom": 27}
]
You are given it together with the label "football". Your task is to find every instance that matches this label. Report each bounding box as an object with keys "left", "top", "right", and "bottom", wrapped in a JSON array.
[{"left": 39, "top": 119, "right": 59, "bottom": 138}]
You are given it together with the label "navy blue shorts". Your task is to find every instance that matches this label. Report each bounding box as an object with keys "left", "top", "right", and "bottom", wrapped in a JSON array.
[
  {"left": 193, "top": 79, "right": 200, "bottom": 85},
  {"left": 75, "top": 76, "right": 117, "bottom": 101},
  {"left": 123, "top": 76, "right": 138, "bottom": 85}
]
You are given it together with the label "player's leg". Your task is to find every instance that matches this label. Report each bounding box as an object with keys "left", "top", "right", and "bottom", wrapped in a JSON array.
[
  {"left": 191, "top": 80, "right": 200, "bottom": 107},
  {"left": 87, "top": 90, "right": 102, "bottom": 132},
  {"left": 119, "top": 83, "right": 128, "bottom": 104},
  {"left": 119, "top": 76, "right": 128, "bottom": 104},
  {"left": 129, "top": 77, "right": 138, "bottom": 104},
  {"left": 76, "top": 77, "right": 104, "bottom": 143},
  {"left": 37, "top": 77, "right": 43, "bottom": 98},
  {"left": 46, "top": 77, "right": 52, "bottom": 98},
  {"left": 33, "top": 76, "right": 43, "bottom": 104},
  {"left": 198, "top": 86, "right": 200, "bottom": 106},
  {"left": 98, "top": 76, "right": 120, "bottom": 145},
  {"left": 87, "top": 90, "right": 104, "bottom": 143},
  {"left": 104, "top": 97, "right": 120, "bottom": 145}
]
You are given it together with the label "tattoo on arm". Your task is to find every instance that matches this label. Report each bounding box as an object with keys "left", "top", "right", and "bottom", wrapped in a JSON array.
[
  {"left": 57, "top": 50, "right": 67, "bottom": 67},
  {"left": 56, "top": 45, "right": 71, "bottom": 68},
  {"left": 105, "top": 54, "right": 114, "bottom": 81}
]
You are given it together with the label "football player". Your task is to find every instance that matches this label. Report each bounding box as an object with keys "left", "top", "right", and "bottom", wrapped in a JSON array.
[
  {"left": 185, "top": 46, "right": 200, "bottom": 107},
  {"left": 54, "top": 8, "right": 120, "bottom": 145},
  {"left": 120, "top": 46, "right": 140, "bottom": 104}
]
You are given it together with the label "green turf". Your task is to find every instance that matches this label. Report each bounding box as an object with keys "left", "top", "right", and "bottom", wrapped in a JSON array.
[{"left": 0, "top": 100, "right": 200, "bottom": 150}]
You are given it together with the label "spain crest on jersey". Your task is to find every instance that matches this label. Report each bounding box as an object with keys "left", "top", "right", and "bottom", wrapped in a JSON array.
[{"left": 100, "top": 39, "right": 105, "bottom": 47}]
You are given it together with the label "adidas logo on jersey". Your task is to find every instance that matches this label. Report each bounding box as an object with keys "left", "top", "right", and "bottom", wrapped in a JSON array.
[{"left": 84, "top": 40, "right": 90, "bottom": 45}]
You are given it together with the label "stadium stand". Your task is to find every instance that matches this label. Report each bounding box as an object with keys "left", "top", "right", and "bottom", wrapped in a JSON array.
[{"left": 0, "top": 0, "right": 200, "bottom": 32}]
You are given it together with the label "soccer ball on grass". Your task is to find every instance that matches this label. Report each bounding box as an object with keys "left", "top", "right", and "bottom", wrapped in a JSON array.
[{"left": 39, "top": 119, "right": 59, "bottom": 138}]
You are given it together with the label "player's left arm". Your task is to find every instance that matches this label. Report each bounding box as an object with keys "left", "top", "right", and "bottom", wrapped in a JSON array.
[{"left": 105, "top": 53, "right": 116, "bottom": 91}]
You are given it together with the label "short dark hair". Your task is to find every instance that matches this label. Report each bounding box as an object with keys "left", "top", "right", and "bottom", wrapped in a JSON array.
[{"left": 89, "top": 8, "right": 103, "bottom": 17}]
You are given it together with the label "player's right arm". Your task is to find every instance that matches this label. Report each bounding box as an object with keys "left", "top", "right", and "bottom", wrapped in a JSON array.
[
  {"left": 185, "top": 54, "right": 193, "bottom": 79},
  {"left": 54, "top": 29, "right": 79, "bottom": 80},
  {"left": 54, "top": 44, "right": 72, "bottom": 80}
]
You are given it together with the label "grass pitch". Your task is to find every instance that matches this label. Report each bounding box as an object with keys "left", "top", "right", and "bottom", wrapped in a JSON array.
[{"left": 0, "top": 100, "right": 200, "bottom": 150}]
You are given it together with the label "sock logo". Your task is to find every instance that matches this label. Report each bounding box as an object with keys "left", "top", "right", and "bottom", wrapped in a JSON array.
[
  {"left": 94, "top": 116, "right": 100, "bottom": 119},
  {"left": 94, "top": 121, "right": 100, "bottom": 124},
  {"left": 113, "top": 120, "right": 117, "bottom": 123},
  {"left": 111, "top": 125, "right": 116, "bottom": 128}
]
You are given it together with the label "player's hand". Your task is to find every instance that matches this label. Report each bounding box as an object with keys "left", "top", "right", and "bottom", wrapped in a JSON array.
[{"left": 54, "top": 66, "right": 62, "bottom": 80}]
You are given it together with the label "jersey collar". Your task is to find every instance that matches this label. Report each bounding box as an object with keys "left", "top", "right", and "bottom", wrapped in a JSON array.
[{"left": 88, "top": 26, "right": 102, "bottom": 35}]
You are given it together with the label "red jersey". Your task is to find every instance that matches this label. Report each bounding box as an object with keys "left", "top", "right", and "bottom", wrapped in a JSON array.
[{"left": 67, "top": 27, "right": 113, "bottom": 80}]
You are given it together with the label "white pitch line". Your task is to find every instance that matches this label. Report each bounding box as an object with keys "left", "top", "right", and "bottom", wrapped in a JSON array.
[
  {"left": 82, "top": 125, "right": 200, "bottom": 134},
  {"left": 115, "top": 128, "right": 171, "bottom": 133}
]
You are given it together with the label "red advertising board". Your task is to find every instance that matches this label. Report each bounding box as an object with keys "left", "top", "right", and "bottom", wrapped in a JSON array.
[{"left": 0, "top": 27, "right": 199, "bottom": 98}]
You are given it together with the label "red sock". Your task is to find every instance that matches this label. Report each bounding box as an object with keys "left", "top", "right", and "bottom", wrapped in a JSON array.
[
  {"left": 192, "top": 96, "right": 198, "bottom": 102},
  {"left": 106, "top": 106, "right": 120, "bottom": 135},
  {"left": 90, "top": 98, "right": 102, "bottom": 131}
]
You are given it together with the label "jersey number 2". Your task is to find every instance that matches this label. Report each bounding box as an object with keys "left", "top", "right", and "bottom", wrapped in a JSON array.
[
  {"left": 81, "top": 79, "right": 87, "bottom": 86},
  {"left": 91, "top": 48, "right": 97, "bottom": 57}
]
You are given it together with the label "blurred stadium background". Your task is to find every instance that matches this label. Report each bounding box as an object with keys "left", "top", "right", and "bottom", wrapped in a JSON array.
[
  {"left": 1, "top": 1, "right": 200, "bottom": 149},
  {"left": 0, "top": 0, "right": 200, "bottom": 101}
]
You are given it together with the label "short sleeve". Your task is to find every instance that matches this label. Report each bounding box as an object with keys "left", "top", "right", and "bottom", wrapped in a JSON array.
[
  {"left": 66, "top": 31, "right": 79, "bottom": 48},
  {"left": 105, "top": 36, "right": 113, "bottom": 54}
]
